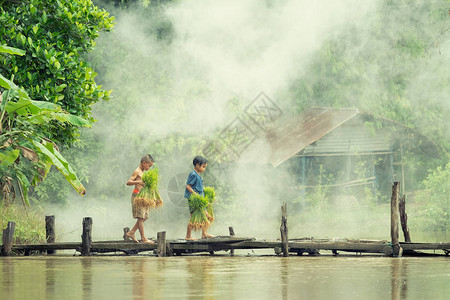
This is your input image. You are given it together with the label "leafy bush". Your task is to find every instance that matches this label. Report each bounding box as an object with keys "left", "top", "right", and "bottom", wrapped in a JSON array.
[
  {"left": 413, "top": 163, "right": 450, "bottom": 231},
  {"left": 0, "top": 0, "right": 114, "bottom": 146},
  {"left": 1, "top": 204, "right": 45, "bottom": 244}
]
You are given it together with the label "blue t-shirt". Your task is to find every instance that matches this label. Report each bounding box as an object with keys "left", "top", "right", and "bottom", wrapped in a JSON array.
[{"left": 184, "top": 170, "right": 204, "bottom": 199}]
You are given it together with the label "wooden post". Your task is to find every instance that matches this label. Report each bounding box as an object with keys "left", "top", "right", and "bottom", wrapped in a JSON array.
[
  {"left": 123, "top": 227, "right": 131, "bottom": 241},
  {"left": 229, "top": 226, "right": 235, "bottom": 256},
  {"left": 280, "top": 203, "right": 289, "bottom": 257},
  {"left": 156, "top": 231, "right": 166, "bottom": 257},
  {"left": 1, "top": 221, "right": 16, "bottom": 256},
  {"left": 390, "top": 182, "right": 402, "bottom": 256},
  {"left": 81, "top": 217, "right": 92, "bottom": 256},
  {"left": 46, "top": 215, "right": 56, "bottom": 255},
  {"left": 399, "top": 194, "right": 411, "bottom": 243}
]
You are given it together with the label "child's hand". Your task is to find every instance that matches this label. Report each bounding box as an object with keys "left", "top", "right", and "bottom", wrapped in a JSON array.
[{"left": 136, "top": 180, "right": 145, "bottom": 188}]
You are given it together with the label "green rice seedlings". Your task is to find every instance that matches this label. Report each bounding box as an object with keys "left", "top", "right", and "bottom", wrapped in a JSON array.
[
  {"left": 188, "top": 193, "right": 210, "bottom": 230},
  {"left": 135, "top": 167, "right": 163, "bottom": 209},
  {"left": 204, "top": 187, "right": 216, "bottom": 223}
]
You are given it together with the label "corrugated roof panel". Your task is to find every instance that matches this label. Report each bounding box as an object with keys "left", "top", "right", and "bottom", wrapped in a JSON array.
[
  {"left": 302, "top": 125, "right": 391, "bottom": 155},
  {"left": 266, "top": 108, "right": 360, "bottom": 166}
]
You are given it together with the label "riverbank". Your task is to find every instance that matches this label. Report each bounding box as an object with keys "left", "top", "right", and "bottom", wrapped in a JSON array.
[{"left": 1, "top": 204, "right": 45, "bottom": 244}]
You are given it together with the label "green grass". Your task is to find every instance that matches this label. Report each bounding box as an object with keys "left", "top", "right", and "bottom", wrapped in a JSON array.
[{"left": 1, "top": 204, "right": 45, "bottom": 244}]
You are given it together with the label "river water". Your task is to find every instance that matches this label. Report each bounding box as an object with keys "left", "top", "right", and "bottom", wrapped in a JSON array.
[{"left": 1, "top": 253, "right": 449, "bottom": 300}]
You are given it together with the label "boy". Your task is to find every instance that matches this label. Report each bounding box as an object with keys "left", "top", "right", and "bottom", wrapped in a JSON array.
[
  {"left": 185, "top": 156, "right": 215, "bottom": 240},
  {"left": 125, "top": 154, "right": 155, "bottom": 244}
]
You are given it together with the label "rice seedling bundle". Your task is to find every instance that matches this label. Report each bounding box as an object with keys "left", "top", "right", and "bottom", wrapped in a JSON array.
[
  {"left": 188, "top": 187, "right": 216, "bottom": 230},
  {"left": 188, "top": 193, "right": 209, "bottom": 230},
  {"left": 134, "top": 167, "right": 163, "bottom": 209},
  {"left": 204, "top": 187, "right": 216, "bottom": 222}
]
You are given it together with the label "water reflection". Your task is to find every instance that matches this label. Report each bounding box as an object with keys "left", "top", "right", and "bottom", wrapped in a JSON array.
[
  {"left": 2, "top": 258, "right": 14, "bottom": 299},
  {"left": 81, "top": 258, "right": 92, "bottom": 299},
  {"left": 124, "top": 257, "right": 168, "bottom": 299},
  {"left": 45, "top": 258, "right": 56, "bottom": 297},
  {"left": 391, "top": 258, "right": 408, "bottom": 300},
  {"left": 280, "top": 258, "right": 288, "bottom": 300},
  {"left": 186, "top": 257, "right": 215, "bottom": 299},
  {"left": 1, "top": 255, "right": 449, "bottom": 300}
]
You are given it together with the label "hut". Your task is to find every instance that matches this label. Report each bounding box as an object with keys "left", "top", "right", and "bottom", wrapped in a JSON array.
[{"left": 240, "top": 107, "right": 438, "bottom": 206}]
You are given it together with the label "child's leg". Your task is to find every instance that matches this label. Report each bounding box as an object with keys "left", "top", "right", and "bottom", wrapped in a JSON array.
[
  {"left": 137, "top": 218, "right": 154, "bottom": 244},
  {"left": 201, "top": 226, "right": 215, "bottom": 239},
  {"left": 185, "top": 222, "right": 195, "bottom": 240},
  {"left": 127, "top": 222, "right": 140, "bottom": 243},
  {"left": 201, "top": 211, "right": 214, "bottom": 239}
]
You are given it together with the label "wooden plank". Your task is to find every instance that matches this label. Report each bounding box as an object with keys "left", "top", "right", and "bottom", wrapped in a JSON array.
[
  {"left": 399, "top": 243, "right": 450, "bottom": 250},
  {"left": 228, "top": 240, "right": 281, "bottom": 249},
  {"left": 81, "top": 217, "right": 92, "bottom": 256},
  {"left": 11, "top": 240, "right": 449, "bottom": 254},
  {"left": 230, "top": 240, "right": 390, "bottom": 253},
  {"left": 2, "top": 221, "right": 16, "bottom": 256},
  {"left": 91, "top": 242, "right": 207, "bottom": 251},
  {"left": 12, "top": 242, "right": 81, "bottom": 251},
  {"left": 290, "top": 241, "right": 389, "bottom": 253},
  {"left": 45, "top": 215, "right": 56, "bottom": 255},
  {"left": 183, "top": 236, "right": 254, "bottom": 244}
]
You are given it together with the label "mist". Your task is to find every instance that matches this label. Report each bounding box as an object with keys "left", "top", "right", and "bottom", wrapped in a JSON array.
[{"left": 43, "top": 0, "right": 448, "bottom": 243}]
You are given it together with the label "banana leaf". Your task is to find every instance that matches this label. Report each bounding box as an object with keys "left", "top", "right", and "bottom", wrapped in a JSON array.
[{"left": 30, "top": 139, "right": 86, "bottom": 196}]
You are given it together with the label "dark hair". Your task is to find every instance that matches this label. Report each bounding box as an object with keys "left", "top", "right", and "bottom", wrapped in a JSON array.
[
  {"left": 193, "top": 156, "right": 207, "bottom": 166},
  {"left": 141, "top": 154, "right": 154, "bottom": 163}
]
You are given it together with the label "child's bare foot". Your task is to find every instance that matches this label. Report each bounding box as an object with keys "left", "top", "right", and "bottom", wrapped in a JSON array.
[
  {"left": 126, "top": 232, "right": 139, "bottom": 243},
  {"left": 201, "top": 234, "right": 215, "bottom": 239},
  {"left": 141, "top": 239, "right": 155, "bottom": 244},
  {"left": 185, "top": 237, "right": 197, "bottom": 241}
]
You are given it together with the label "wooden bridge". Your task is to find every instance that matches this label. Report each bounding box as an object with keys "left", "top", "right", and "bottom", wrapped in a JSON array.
[
  {"left": 2, "top": 183, "right": 449, "bottom": 257},
  {"left": 5, "top": 235, "right": 450, "bottom": 257}
]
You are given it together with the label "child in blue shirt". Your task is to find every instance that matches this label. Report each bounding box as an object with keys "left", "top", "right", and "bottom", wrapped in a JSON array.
[{"left": 185, "top": 156, "right": 215, "bottom": 240}]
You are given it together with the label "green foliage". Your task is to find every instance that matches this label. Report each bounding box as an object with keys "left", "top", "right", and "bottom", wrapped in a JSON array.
[
  {"left": 135, "top": 167, "right": 162, "bottom": 208},
  {"left": 0, "top": 0, "right": 114, "bottom": 146},
  {"left": 188, "top": 193, "right": 209, "bottom": 230},
  {"left": 300, "top": 164, "right": 334, "bottom": 211},
  {"left": 204, "top": 186, "right": 216, "bottom": 222},
  {"left": 1, "top": 204, "right": 45, "bottom": 244},
  {"left": 1, "top": 45, "right": 90, "bottom": 205},
  {"left": 188, "top": 193, "right": 208, "bottom": 211},
  {"left": 142, "top": 167, "right": 159, "bottom": 191},
  {"left": 188, "top": 187, "right": 215, "bottom": 230},
  {"left": 413, "top": 163, "right": 450, "bottom": 231},
  {"left": 31, "top": 130, "right": 100, "bottom": 204}
]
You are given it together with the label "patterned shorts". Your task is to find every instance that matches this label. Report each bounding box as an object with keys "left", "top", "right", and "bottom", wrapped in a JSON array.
[{"left": 131, "top": 194, "right": 149, "bottom": 219}]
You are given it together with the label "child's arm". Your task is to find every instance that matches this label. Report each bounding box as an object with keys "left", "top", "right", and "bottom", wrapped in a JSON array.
[
  {"left": 186, "top": 184, "right": 197, "bottom": 195},
  {"left": 126, "top": 170, "right": 144, "bottom": 188}
]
